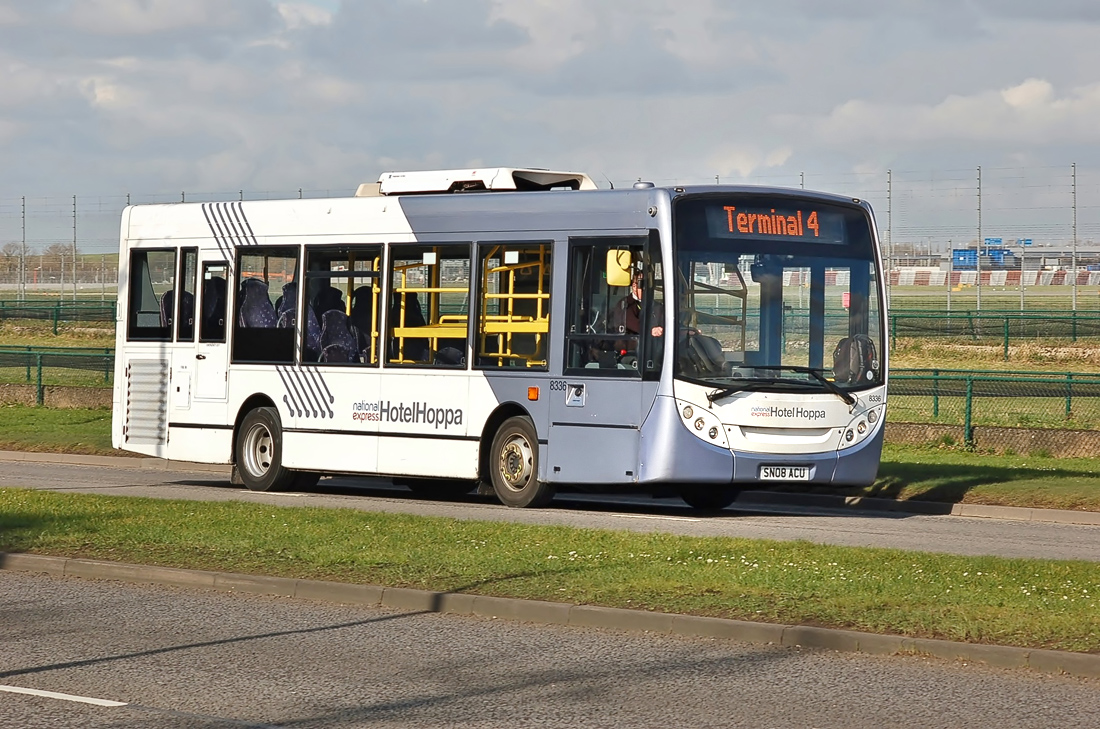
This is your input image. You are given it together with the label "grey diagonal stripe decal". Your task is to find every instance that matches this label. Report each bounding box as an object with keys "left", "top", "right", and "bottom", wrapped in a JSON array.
[
  {"left": 275, "top": 366, "right": 334, "bottom": 420},
  {"left": 275, "top": 366, "right": 305, "bottom": 418},
  {"left": 201, "top": 204, "right": 232, "bottom": 261},
  {"left": 201, "top": 201, "right": 257, "bottom": 259}
]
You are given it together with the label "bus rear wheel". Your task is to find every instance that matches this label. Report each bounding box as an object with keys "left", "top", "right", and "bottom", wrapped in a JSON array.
[
  {"left": 236, "top": 407, "right": 296, "bottom": 492},
  {"left": 490, "top": 416, "right": 554, "bottom": 508},
  {"left": 679, "top": 485, "right": 740, "bottom": 511}
]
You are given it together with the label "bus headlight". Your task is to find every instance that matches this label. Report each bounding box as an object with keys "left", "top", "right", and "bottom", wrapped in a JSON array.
[
  {"left": 839, "top": 405, "right": 884, "bottom": 451},
  {"left": 675, "top": 399, "right": 729, "bottom": 449}
]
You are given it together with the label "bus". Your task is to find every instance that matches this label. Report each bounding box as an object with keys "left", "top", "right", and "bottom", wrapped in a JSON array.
[{"left": 112, "top": 167, "right": 887, "bottom": 510}]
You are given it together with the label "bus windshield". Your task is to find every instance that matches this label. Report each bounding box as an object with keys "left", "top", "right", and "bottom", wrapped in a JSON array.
[{"left": 672, "top": 193, "right": 884, "bottom": 394}]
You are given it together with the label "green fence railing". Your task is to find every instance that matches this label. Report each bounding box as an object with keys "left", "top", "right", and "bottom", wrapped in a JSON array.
[
  {"left": 889, "top": 369, "right": 1100, "bottom": 444},
  {"left": 0, "top": 301, "right": 116, "bottom": 332},
  {"left": 0, "top": 347, "right": 115, "bottom": 405}
]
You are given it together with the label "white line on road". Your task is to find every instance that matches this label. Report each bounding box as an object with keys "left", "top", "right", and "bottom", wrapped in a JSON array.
[
  {"left": 612, "top": 513, "right": 702, "bottom": 522},
  {"left": 0, "top": 684, "right": 127, "bottom": 707}
]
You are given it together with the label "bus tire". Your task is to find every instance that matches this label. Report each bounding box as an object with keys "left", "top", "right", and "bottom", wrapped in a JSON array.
[
  {"left": 490, "top": 416, "right": 554, "bottom": 508},
  {"left": 679, "top": 485, "right": 740, "bottom": 511},
  {"left": 236, "top": 407, "right": 295, "bottom": 492}
]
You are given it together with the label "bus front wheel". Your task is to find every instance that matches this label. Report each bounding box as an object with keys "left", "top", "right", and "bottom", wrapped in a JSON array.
[
  {"left": 490, "top": 416, "right": 554, "bottom": 508},
  {"left": 236, "top": 407, "right": 296, "bottom": 492}
]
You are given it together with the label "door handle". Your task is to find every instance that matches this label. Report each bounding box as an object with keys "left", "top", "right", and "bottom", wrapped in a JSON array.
[{"left": 196, "top": 354, "right": 206, "bottom": 360}]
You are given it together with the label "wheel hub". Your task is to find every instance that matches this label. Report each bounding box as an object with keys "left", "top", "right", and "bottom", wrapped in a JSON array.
[
  {"left": 242, "top": 423, "right": 272, "bottom": 478},
  {"left": 498, "top": 435, "right": 532, "bottom": 490}
]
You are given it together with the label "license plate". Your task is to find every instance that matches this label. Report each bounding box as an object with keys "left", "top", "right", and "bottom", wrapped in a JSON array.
[{"left": 759, "top": 465, "right": 811, "bottom": 481}]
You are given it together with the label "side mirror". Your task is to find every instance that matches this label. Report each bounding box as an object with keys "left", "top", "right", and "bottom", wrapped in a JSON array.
[{"left": 606, "top": 249, "right": 633, "bottom": 287}]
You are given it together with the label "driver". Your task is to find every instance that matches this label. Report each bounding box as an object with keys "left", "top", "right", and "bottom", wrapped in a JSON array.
[{"left": 609, "top": 270, "right": 663, "bottom": 338}]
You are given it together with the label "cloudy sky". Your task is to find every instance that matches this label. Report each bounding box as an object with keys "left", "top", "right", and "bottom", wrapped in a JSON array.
[{"left": 4, "top": 0, "right": 1100, "bottom": 251}]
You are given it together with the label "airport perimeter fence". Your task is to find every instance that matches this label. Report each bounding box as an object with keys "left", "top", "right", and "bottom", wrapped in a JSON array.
[
  {"left": 889, "top": 368, "right": 1100, "bottom": 450},
  {"left": 0, "top": 347, "right": 114, "bottom": 404},
  {"left": 0, "top": 300, "right": 116, "bottom": 333}
]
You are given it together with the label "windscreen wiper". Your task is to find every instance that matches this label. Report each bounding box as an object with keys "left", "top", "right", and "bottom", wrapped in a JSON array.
[
  {"left": 751, "top": 365, "right": 856, "bottom": 406},
  {"left": 705, "top": 378, "right": 780, "bottom": 403}
]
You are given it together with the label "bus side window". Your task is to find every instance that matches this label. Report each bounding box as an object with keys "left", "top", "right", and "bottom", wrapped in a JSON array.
[
  {"left": 476, "top": 242, "right": 551, "bottom": 369},
  {"left": 176, "top": 248, "right": 198, "bottom": 342},
  {"left": 563, "top": 237, "right": 647, "bottom": 375},
  {"left": 233, "top": 248, "right": 298, "bottom": 364},
  {"left": 387, "top": 243, "right": 470, "bottom": 367},
  {"left": 126, "top": 249, "right": 176, "bottom": 341},
  {"left": 200, "top": 263, "right": 228, "bottom": 343},
  {"left": 303, "top": 245, "right": 382, "bottom": 366}
]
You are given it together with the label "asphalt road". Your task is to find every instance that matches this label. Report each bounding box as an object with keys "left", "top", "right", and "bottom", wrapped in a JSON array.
[
  {"left": 4, "top": 460, "right": 1100, "bottom": 561},
  {"left": 2, "top": 571, "right": 1098, "bottom": 729}
]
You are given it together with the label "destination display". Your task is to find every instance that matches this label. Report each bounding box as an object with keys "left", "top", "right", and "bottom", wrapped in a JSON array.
[{"left": 705, "top": 203, "right": 848, "bottom": 244}]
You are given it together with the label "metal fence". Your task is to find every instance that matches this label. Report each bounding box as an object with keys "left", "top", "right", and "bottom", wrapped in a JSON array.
[
  {"left": 889, "top": 368, "right": 1100, "bottom": 442},
  {"left": 0, "top": 347, "right": 114, "bottom": 404},
  {"left": 0, "top": 300, "right": 116, "bottom": 333}
]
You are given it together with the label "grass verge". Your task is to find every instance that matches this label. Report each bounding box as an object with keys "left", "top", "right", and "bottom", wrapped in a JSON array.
[
  {"left": 2, "top": 487, "right": 1098, "bottom": 652},
  {"left": 773, "top": 443, "right": 1100, "bottom": 512},
  {"left": 0, "top": 405, "right": 121, "bottom": 456}
]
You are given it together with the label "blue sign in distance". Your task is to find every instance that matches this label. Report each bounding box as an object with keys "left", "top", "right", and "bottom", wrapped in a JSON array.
[{"left": 984, "top": 237, "right": 1003, "bottom": 246}]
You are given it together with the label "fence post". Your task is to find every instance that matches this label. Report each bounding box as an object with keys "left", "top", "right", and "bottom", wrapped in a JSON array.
[
  {"left": 35, "top": 353, "right": 43, "bottom": 406},
  {"left": 52, "top": 303, "right": 59, "bottom": 335},
  {"left": 1066, "top": 373, "right": 1073, "bottom": 420},
  {"left": 25, "top": 345, "right": 31, "bottom": 382},
  {"left": 964, "top": 375, "right": 974, "bottom": 448},
  {"left": 890, "top": 314, "right": 897, "bottom": 351},
  {"left": 1073, "top": 311, "right": 1078, "bottom": 343},
  {"left": 1003, "top": 317, "right": 1009, "bottom": 361},
  {"left": 104, "top": 348, "right": 111, "bottom": 383},
  {"left": 932, "top": 369, "right": 940, "bottom": 418}
]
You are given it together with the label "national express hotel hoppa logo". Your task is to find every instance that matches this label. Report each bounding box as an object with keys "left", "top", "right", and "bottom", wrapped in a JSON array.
[
  {"left": 352, "top": 399, "right": 464, "bottom": 429},
  {"left": 750, "top": 405, "right": 826, "bottom": 420}
]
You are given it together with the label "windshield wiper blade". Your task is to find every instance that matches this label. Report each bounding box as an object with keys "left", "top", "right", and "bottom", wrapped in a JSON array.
[
  {"left": 705, "top": 378, "right": 775, "bottom": 402},
  {"left": 752, "top": 365, "right": 856, "bottom": 406}
]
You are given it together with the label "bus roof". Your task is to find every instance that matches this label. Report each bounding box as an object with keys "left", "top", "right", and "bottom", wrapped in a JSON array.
[{"left": 355, "top": 167, "right": 599, "bottom": 197}]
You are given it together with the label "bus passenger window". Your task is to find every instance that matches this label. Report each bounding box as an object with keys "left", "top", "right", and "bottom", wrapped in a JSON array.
[
  {"left": 176, "top": 248, "right": 197, "bottom": 342},
  {"left": 233, "top": 248, "right": 298, "bottom": 364},
  {"left": 388, "top": 244, "right": 470, "bottom": 367},
  {"left": 303, "top": 245, "right": 382, "bottom": 365},
  {"left": 476, "top": 242, "right": 551, "bottom": 369},
  {"left": 200, "top": 263, "right": 228, "bottom": 343},
  {"left": 126, "top": 249, "right": 176, "bottom": 341}
]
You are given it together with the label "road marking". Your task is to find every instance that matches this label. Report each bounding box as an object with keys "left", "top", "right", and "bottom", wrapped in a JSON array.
[
  {"left": 613, "top": 513, "right": 702, "bottom": 522},
  {"left": 0, "top": 684, "right": 127, "bottom": 707}
]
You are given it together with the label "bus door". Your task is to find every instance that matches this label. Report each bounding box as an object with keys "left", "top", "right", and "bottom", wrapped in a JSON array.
[
  {"left": 192, "top": 259, "right": 230, "bottom": 403},
  {"left": 547, "top": 237, "right": 658, "bottom": 485}
]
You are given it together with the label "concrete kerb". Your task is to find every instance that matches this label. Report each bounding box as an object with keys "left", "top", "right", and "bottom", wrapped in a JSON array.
[{"left": 2, "top": 552, "right": 1098, "bottom": 680}]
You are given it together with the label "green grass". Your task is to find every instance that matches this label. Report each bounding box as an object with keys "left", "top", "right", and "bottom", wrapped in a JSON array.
[
  {"left": 889, "top": 286, "right": 1100, "bottom": 311},
  {"left": 0, "top": 320, "right": 115, "bottom": 348},
  {"left": 833, "top": 444, "right": 1100, "bottom": 511},
  {"left": 0, "top": 405, "right": 118, "bottom": 455},
  {"left": 1, "top": 487, "right": 1097, "bottom": 652}
]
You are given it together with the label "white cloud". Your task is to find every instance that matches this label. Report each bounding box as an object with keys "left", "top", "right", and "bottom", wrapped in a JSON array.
[
  {"left": 65, "top": 0, "right": 272, "bottom": 35},
  {"left": 277, "top": 2, "right": 333, "bottom": 30},
  {"left": 814, "top": 79, "right": 1100, "bottom": 149}
]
